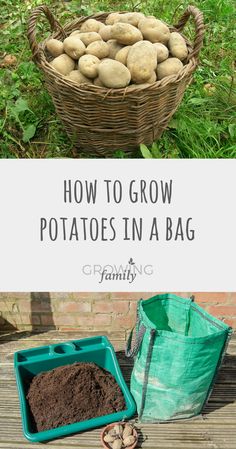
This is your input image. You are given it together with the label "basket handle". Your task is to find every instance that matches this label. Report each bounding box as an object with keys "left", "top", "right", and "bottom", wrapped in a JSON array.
[
  {"left": 27, "top": 5, "right": 65, "bottom": 64},
  {"left": 174, "top": 5, "right": 205, "bottom": 61}
]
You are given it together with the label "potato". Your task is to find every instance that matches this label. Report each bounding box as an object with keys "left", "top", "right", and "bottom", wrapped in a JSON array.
[
  {"left": 50, "top": 54, "right": 75, "bottom": 75},
  {"left": 98, "top": 22, "right": 106, "bottom": 31},
  {"left": 138, "top": 18, "right": 170, "bottom": 44},
  {"left": 146, "top": 71, "right": 157, "bottom": 83},
  {"left": 78, "top": 54, "right": 100, "bottom": 78},
  {"left": 98, "top": 59, "right": 131, "bottom": 88},
  {"left": 122, "top": 424, "right": 133, "bottom": 439},
  {"left": 111, "top": 22, "right": 143, "bottom": 45},
  {"left": 63, "top": 36, "right": 86, "bottom": 59},
  {"left": 93, "top": 76, "right": 105, "bottom": 87},
  {"left": 99, "top": 25, "right": 112, "bottom": 41},
  {"left": 127, "top": 40, "right": 157, "bottom": 83},
  {"left": 70, "top": 30, "right": 81, "bottom": 36},
  {"left": 108, "top": 429, "right": 117, "bottom": 437},
  {"left": 46, "top": 39, "right": 64, "bottom": 57},
  {"left": 118, "top": 12, "right": 145, "bottom": 27},
  {"left": 80, "top": 18, "right": 101, "bottom": 33},
  {"left": 104, "top": 434, "right": 115, "bottom": 443},
  {"left": 157, "top": 57, "right": 183, "bottom": 80},
  {"left": 114, "top": 424, "right": 123, "bottom": 435},
  {"left": 153, "top": 42, "right": 169, "bottom": 62},
  {"left": 67, "top": 70, "right": 91, "bottom": 84},
  {"left": 168, "top": 32, "right": 188, "bottom": 61},
  {"left": 115, "top": 46, "right": 131, "bottom": 65},
  {"left": 107, "top": 39, "right": 124, "bottom": 59},
  {"left": 78, "top": 32, "right": 102, "bottom": 47},
  {"left": 86, "top": 41, "right": 109, "bottom": 58},
  {"left": 105, "top": 12, "right": 121, "bottom": 25},
  {"left": 123, "top": 435, "right": 136, "bottom": 447},
  {"left": 112, "top": 440, "right": 122, "bottom": 449}
]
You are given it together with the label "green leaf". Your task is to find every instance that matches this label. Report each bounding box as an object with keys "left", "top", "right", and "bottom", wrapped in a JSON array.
[
  {"left": 140, "top": 144, "right": 153, "bottom": 159},
  {"left": 151, "top": 142, "right": 162, "bottom": 158},
  {"left": 168, "top": 119, "right": 178, "bottom": 129},
  {"left": 14, "top": 98, "right": 31, "bottom": 114},
  {"left": 188, "top": 97, "right": 207, "bottom": 105},
  {"left": 113, "top": 150, "right": 126, "bottom": 158},
  {"left": 228, "top": 124, "right": 236, "bottom": 138},
  {"left": 22, "top": 124, "right": 36, "bottom": 142}
]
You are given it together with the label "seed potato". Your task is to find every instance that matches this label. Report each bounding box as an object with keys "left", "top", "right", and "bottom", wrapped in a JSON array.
[
  {"left": 104, "top": 434, "right": 115, "bottom": 443},
  {"left": 98, "top": 22, "right": 106, "bottom": 31},
  {"left": 146, "top": 71, "right": 157, "bottom": 83},
  {"left": 168, "top": 32, "right": 188, "bottom": 61},
  {"left": 123, "top": 435, "right": 136, "bottom": 447},
  {"left": 108, "top": 429, "right": 117, "bottom": 437},
  {"left": 107, "top": 39, "right": 124, "bottom": 59},
  {"left": 157, "top": 57, "right": 183, "bottom": 80},
  {"left": 78, "top": 32, "right": 102, "bottom": 46},
  {"left": 114, "top": 424, "right": 123, "bottom": 435},
  {"left": 153, "top": 42, "right": 169, "bottom": 62},
  {"left": 70, "top": 30, "right": 81, "bottom": 36},
  {"left": 98, "top": 59, "right": 131, "bottom": 88},
  {"left": 79, "top": 54, "right": 100, "bottom": 78},
  {"left": 63, "top": 36, "right": 86, "bottom": 59},
  {"left": 46, "top": 39, "right": 64, "bottom": 57},
  {"left": 93, "top": 76, "right": 105, "bottom": 87},
  {"left": 86, "top": 41, "right": 109, "bottom": 58},
  {"left": 50, "top": 54, "right": 75, "bottom": 75},
  {"left": 127, "top": 40, "right": 157, "bottom": 83},
  {"left": 105, "top": 12, "right": 121, "bottom": 25},
  {"left": 122, "top": 424, "right": 133, "bottom": 439},
  {"left": 99, "top": 25, "right": 112, "bottom": 41},
  {"left": 111, "top": 22, "right": 143, "bottom": 45},
  {"left": 80, "top": 18, "right": 101, "bottom": 33},
  {"left": 115, "top": 46, "right": 131, "bottom": 65},
  {"left": 67, "top": 70, "right": 91, "bottom": 84},
  {"left": 138, "top": 18, "right": 170, "bottom": 44},
  {"left": 112, "top": 440, "right": 122, "bottom": 449},
  {"left": 118, "top": 12, "right": 145, "bottom": 27}
]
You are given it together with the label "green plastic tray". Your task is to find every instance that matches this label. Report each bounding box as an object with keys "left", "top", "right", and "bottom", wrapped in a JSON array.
[{"left": 14, "top": 336, "right": 136, "bottom": 442}]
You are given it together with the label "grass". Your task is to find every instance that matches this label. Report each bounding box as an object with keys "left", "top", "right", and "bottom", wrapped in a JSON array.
[{"left": 0, "top": 0, "right": 235, "bottom": 158}]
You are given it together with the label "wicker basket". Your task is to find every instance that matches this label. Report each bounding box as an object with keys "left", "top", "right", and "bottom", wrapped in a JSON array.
[{"left": 28, "top": 6, "right": 205, "bottom": 157}]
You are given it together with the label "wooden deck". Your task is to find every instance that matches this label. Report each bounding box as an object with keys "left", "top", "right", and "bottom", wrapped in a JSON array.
[{"left": 0, "top": 330, "right": 236, "bottom": 449}]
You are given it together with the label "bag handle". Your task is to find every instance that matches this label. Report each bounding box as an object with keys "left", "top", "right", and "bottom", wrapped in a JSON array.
[
  {"left": 139, "top": 328, "right": 156, "bottom": 419},
  {"left": 27, "top": 5, "right": 65, "bottom": 64},
  {"left": 174, "top": 5, "right": 205, "bottom": 61},
  {"left": 126, "top": 299, "right": 146, "bottom": 358},
  {"left": 125, "top": 323, "right": 146, "bottom": 358}
]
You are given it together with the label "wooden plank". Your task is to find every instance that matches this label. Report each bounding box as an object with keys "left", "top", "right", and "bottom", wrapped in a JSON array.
[
  {"left": 1, "top": 421, "right": 236, "bottom": 449},
  {"left": 0, "top": 330, "right": 126, "bottom": 342}
]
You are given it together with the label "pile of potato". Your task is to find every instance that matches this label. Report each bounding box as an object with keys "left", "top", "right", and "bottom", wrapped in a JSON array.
[
  {"left": 103, "top": 423, "right": 137, "bottom": 449},
  {"left": 46, "top": 12, "right": 189, "bottom": 89}
]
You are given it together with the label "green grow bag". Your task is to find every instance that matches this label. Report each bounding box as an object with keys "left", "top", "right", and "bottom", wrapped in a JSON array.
[{"left": 126, "top": 294, "right": 232, "bottom": 422}]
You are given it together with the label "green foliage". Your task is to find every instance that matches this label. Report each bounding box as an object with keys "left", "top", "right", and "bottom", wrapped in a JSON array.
[{"left": 0, "top": 0, "right": 235, "bottom": 158}]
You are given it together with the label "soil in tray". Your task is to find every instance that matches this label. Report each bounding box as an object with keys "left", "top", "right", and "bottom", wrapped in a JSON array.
[{"left": 26, "top": 362, "right": 126, "bottom": 432}]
